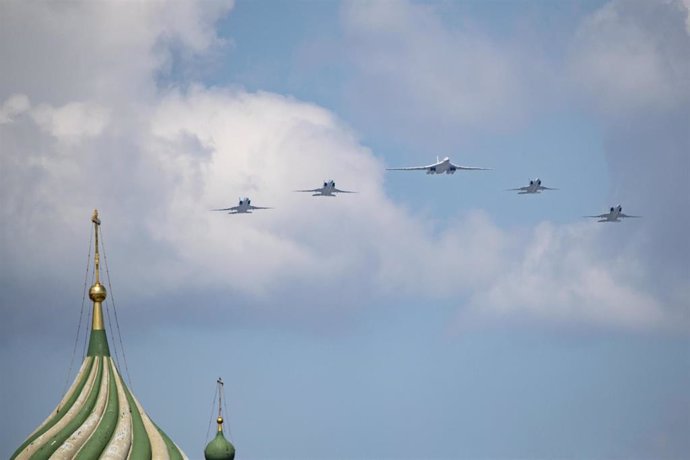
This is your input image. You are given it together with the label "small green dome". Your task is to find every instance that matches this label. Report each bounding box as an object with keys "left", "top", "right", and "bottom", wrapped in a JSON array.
[{"left": 204, "top": 429, "right": 235, "bottom": 460}]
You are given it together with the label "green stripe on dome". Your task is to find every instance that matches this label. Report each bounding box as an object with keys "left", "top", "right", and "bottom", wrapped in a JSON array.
[
  {"left": 74, "top": 360, "right": 119, "bottom": 459},
  {"left": 87, "top": 329, "right": 111, "bottom": 357},
  {"left": 30, "top": 357, "right": 105, "bottom": 459},
  {"left": 10, "top": 357, "right": 96, "bottom": 460},
  {"left": 123, "top": 381, "right": 152, "bottom": 459},
  {"left": 12, "top": 212, "right": 189, "bottom": 459},
  {"left": 154, "top": 420, "right": 185, "bottom": 460}
]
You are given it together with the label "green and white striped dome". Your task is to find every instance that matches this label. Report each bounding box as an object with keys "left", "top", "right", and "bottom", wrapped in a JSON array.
[{"left": 11, "top": 210, "right": 188, "bottom": 460}]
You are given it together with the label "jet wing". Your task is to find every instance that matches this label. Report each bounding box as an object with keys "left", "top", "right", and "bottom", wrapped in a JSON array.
[
  {"left": 248, "top": 205, "right": 272, "bottom": 210},
  {"left": 448, "top": 161, "right": 491, "bottom": 170},
  {"left": 538, "top": 186, "right": 558, "bottom": 190},
  {"left": 585, "top": 214, "right": 609, "bottom": 218},
  {"left": 295, "top": 188, "right": 322, "bottom": 193},
  {"left": 211, "top": 206, "right": 239, "bottom": 212},
  {"left": 386, "top": 164, "right": 436, "bottom": 171},
  {"left": 507, "top": 186, "right": 529, "bottom": 191},
  {"left": 619, "top": 213, "right": 641, "bottom": 218},
  {"left": 333, "top": 188, "right": 356, "bottom": 193}
]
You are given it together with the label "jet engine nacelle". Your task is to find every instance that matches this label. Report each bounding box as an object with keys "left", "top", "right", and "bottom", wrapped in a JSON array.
[
  {"left": 427, "top": 167, "right": 437, "bottom": 175},
  {"left": 447, "top": 167, "right": 456, "bottom": 174},
  {"left": 610, "top": 207, "right": 615, "bottom": 212},
  {"left": 536, "top": 179, "right": 541, "bottom": 185}
]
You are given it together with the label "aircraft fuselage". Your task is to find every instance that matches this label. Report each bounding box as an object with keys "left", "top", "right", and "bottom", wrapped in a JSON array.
[{"left": 427, "top": 158, "right": 456, "bottom": 175}]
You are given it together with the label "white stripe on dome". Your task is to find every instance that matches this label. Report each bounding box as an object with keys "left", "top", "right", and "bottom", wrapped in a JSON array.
[
  {"left": 175, "top": 441, "right": 190, "bottom": 460},
  {"left": 101, "top": 359, "right": 133, "bottom": 459},
  {"left": 131, "top": 394, "right": 171, "bottom": 459},
  {"left": 15, "top": 356, "right": 102, "bottom": 460},
  {"left": 23, "top": 358, "right": 92, "bottom": 441},
  {"left": 55, "top": 357, "right": 111, "bottom": 458}
]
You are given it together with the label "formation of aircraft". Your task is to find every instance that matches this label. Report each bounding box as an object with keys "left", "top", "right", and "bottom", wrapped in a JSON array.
[
  {"left": 211, "top": 198, "right": 271, "bottom": 214},
  {"left": 295, "top": 180, "right": 356, "bottom": 196},
  {"left": 585, "top": 205, "right": 641, "bottom": 223},
  {"left": 387, "top": 156, "right": 490, "bottom": 175},
  {"left": 210, "top": 155, "right": 640, "bottom": 223},
  {"left": 507, "top": 179, "right": 557, "bottom": 194}
]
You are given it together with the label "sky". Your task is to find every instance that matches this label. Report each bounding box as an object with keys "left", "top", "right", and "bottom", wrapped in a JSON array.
[{"left": 1, "top": 0, "right": 689, "bottom": 458}]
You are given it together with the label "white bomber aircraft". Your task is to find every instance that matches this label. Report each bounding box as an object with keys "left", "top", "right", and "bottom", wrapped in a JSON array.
[
  {"left": 586, "top": 205, "right": 640, "bottom": 222},
  {"left": 508, "top": 178, "right": 557, "bottom": 194},
  {"left": 211, "top": 198, "right": 271, "bottom": 214},
  {"left": 295, "top": 180, "right": 356, "bottom": 196},
  {"left": 386, "top": 156, "right": 490, "bottom": 175}
]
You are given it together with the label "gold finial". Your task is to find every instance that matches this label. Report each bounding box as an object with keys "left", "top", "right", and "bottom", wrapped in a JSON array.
[
  {"left": 217, "top": 416, "right": 224, "bottom": 432},
  {"left": 88, "top": 209, "right": 106, "bottom": 330}
]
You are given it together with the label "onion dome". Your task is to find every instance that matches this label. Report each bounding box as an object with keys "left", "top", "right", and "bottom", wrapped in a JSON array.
[
  {"left": 204, "top": 379, "right": 235, "bottom": 460},
  {"left": 11, "top": 210, "right": 188, "bottom": 460},
  {"left": 204, "top": 417, "right": 236, "bottom": 460}
]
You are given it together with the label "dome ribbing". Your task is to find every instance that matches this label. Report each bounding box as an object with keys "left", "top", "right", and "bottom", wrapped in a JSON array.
[{"left": 11, "top": 210, "right": 188, "bottom": 459}]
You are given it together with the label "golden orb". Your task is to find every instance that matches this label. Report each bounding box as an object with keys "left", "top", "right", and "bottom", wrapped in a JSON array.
[
  {"left": 89, "top": 282, "right": 107, "bottom": 302},
  {"left": 217, "top": 416, "right": 224, "bottom": 425}
]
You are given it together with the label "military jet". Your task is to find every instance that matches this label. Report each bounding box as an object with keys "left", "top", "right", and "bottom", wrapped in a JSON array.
[
  {"left": 295, "top": 180, "right": 356, "bottom": 197},
  {"left": 586, "top": 205, "right": 640, "bottom": 222},
  {"left": 387, "top": 156, "right": 490, "bottom": 175},
  {"left": 508, "top": 179, "right": 558, "bottom": 194},
  {"left": 211, "top": 198, "right": 271, "bottom": 214}
]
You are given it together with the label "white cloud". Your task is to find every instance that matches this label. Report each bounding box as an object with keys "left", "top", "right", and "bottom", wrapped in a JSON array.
[
  {"left": 569, "top": 0, "right": 690, "bottom": 114},
  {"left": 0, "top": 94, "right": 30, "bottom": 124},
  {"left": 4, "top": 82, "right": 672, "bottom": 330},
  {"left": 0, "top": 1, "right": 234, "bottom": 105},
  {"left": 340, "top": 0, "right": 547, "bottom": 139},
  {"left": 0, "top": 95, "right": 110, "bottom": 142},
  {"left": 467, "top": 222, "right": 665, "bottom": 330},
  {"left": 1, "top": 0, "right": 684, "bottom": 334},
  {"left": 30, "top": 102, "right": 110, "bottom": 143}
]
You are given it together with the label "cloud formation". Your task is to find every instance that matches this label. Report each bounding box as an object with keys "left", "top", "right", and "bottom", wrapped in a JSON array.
[
  {"left": 338, "top": 0, "right": 563, "bottom": 155},
  {"left": 1, "top": 0, "right": 687, "bottom": 338},
  {"left": 468, "top": 222, "right": 665, "bottom": 329},
  {"left": 569, "top": 0, "right": 690, "bottom": 114}
]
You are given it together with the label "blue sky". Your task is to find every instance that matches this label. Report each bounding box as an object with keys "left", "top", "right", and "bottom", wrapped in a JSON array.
[{"left": 1, "top": 1, "right": 689, "bottom": 458}]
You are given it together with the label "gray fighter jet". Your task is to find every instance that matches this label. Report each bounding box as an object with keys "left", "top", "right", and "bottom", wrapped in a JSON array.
[
  {"left": 295, "top": 180, "right": 356, "bottom": 197},
  {"left": 508, "top": 179, "right": 557, "bottom": 194},
  {"left": 211, "top": 198, "right": 271, "bottom": 214},
  {"left": 586, "top": 205, "right": 640, "bottom": 222}
]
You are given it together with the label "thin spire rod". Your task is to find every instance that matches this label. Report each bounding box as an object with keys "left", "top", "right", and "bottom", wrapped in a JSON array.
[
  {"left": 217, "top": 377, "right": 224, "bottom": 432},
  {"left": 88, "top": 209, "right": 107, "bottom": 331},
  {"left": 92, "top": 209, "right": 101, "bottom": 284}
]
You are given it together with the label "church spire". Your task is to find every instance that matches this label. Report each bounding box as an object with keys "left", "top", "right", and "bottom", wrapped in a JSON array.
[
  {"left": 205, "top": 378, "right": 236, "bottom": 460},
  {"left": 89, "top": 209, "right": 106, "bottom": 331},
  {"left": 86, "top": 209, "right": 110, "bottom": 356},
  {"left": 11, "top": 210, "right": 188, "bottom": 459}
]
